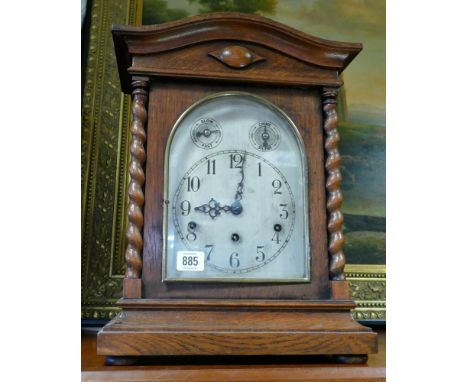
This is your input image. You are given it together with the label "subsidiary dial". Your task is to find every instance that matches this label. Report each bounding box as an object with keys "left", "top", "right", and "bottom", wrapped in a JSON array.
[
  {"left": 190, "top": 117, "right": 223, "bottom": 149},
  {"left": 249, "top": 121, "right": 281, "bottom": 152}
]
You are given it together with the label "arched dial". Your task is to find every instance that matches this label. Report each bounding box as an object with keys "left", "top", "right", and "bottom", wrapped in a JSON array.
[
  {"left": 164, "top": 92, "right": 309, "bottom": 282},
  {"left": 172, "top": 150, "right": 295, "bottom": 274}
]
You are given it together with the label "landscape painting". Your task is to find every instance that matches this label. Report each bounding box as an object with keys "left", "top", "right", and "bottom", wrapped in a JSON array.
[{"left": 142, "top": 0, "right": 386, "bottom": 265}]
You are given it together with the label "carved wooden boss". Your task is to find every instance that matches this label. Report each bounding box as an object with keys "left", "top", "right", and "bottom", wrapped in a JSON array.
[{"left": 98, "top": 13, "right": 377, "bottom": 362}]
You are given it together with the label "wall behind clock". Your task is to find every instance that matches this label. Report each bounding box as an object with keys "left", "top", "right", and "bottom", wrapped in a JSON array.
[{"left": 81, "top": 0, "right": 386, "bottom": 322}]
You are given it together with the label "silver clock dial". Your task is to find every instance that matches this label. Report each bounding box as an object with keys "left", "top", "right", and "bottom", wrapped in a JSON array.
[
  {"left": 164, "top": 92, "right": 309, "bottom": 282},
  {"left": 172, "top": 150, "right": 296, "bottom": 274}
]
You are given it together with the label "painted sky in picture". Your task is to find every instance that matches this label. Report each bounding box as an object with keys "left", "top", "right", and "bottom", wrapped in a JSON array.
[{"left": 272, "top": 0, "right": 385, "bottom": 126}]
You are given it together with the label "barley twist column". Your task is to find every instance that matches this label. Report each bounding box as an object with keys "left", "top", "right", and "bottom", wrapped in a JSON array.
[
  {"left": 322, "top": 86, "right": 346, "bottom": 281},
  {"left": 125, "top": 78, "right": 149, "bottom": 286}
]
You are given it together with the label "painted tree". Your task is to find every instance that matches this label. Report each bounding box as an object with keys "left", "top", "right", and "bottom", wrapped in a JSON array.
[
  {"left": 143, "top": 0, "right": 189, "bottom": 24},
  {"left": 190, "top": 0, "right": 277, "bottom": 14}
]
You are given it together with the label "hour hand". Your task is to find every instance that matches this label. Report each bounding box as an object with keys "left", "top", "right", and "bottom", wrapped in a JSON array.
[{"left": 194, "top": 198, "right": 230, "bottom": 220}]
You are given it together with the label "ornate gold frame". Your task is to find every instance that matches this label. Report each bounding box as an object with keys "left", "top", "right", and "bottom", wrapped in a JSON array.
[
  {"left": 81, "top": 0, "right": 142, "bottom": 320},
  {"left": 81, "top": 0, "right": 386, "bottom": 322},
  {"left": 345, "top": 264, "right": 386, "bottom": 321}
]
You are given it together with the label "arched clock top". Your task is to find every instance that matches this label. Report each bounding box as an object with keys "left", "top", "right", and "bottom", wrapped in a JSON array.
[{"left": 112, "top": 13, "right": 362, "bottom": 93}]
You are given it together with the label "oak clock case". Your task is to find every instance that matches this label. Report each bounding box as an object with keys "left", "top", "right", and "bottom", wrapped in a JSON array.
[
  {"left": 98, "top": 13, "right": 377, "bottom": 361},
  {"left": 164, "top": 92, "right": 310, "bottom": 282}
]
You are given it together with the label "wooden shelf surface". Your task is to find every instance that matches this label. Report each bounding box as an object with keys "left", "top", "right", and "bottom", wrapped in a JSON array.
[{"left": 82, "top": 329, "right": 385, "bottom": 381}]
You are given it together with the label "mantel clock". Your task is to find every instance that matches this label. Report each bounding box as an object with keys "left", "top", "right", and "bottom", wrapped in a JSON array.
[{"left": 98, "top": 12, "right": 377, "bottom": 363}]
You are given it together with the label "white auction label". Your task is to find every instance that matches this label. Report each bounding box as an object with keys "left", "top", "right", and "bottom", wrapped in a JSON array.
[{"left": 176, "top": 251, "right": 205, "bottom": 271}]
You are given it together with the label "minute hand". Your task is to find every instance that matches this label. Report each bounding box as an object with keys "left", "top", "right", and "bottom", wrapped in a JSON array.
[{"left": 230, "top": 151, "right": 246, "bottom": 215}]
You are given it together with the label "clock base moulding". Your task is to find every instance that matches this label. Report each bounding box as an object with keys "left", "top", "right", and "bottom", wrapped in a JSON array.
[{"left": 97, "top": 281, "right": 377, "bottom": 359}]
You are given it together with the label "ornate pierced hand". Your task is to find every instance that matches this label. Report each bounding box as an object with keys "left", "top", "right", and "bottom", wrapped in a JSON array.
[
  {"left": 194, "top": 198, "right": 231, "bottom": 220},
  {"left": 224, "top": 151, "right": 247, "bottom": 216},
  {"left": 194, "top": 152, "right": 247, "bottom": 219}
]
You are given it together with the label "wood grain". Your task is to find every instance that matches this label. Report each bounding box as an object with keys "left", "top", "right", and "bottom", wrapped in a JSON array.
[
  {"left": 116, "top": 298, "right": 355, "bottom": 310},
  {"left": 122, "top": 278, "right": 141, "bottom": 300},
  {"left": 322, "top": 87, "right": 346, "bottom": 281},
  {"left": 124, "top": 78, "right": 149, "bottom": 283},
  {"left": 142, "top": 80, "right": 329, "bottom": 300},
  {"left": 131, "top": 40, "right": 340, "bottom": 88},
  {"left": 99, "top": 332, "right": 376, "bottom": 356},
  {"left": 85, "top": 330, "right": 386, "bottom": 382},
  {"left": 101, "top": 309, "right": 364, "bottom": 332},
  {"left": 98, "top": 308, "right": 376, "bottom": 356},
  {"left": 112, "top": 12, "right": 362, "bottom": 93},
  {"left": 208, "top": 45, "right": 265, "bottom": 69}
]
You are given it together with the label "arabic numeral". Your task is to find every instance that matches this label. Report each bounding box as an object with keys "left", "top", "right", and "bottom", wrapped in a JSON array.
[
  {"left": 272, "top": 231, "right": 281, "bottom": 244},
  {"left": 205, "top": 244, "right": 214, "bottom": 261},
  {"left": 182, "top": 256, "right": 198, "bottom": 266},
  {"left": 272, "top": 179, "right": 282, "bottom": 194},
  {"left": 187, "top": 176, "right": 200, "bottom": 192},
  {"left": 207, "top": 159, "right": 216, "bottom": 175},
  {"left": 186, "top": 223, "right": 197, "bottom": 241},
  {"left": 258, "top": 162, "right": 262, "bottom": 176},
  {"left": 256, "top": 246, "right": 265, "bottom": 262},
  {"left": 229, "top": 252, "right": 240, "bottom": 268},
  {"left": 186, "top": 231, "right": 196, "bottom": 241},
  {"left": 230, "top": 153, "right": 243, "bottom": 168},
  {"left": 180, "top": 200, "right": 191, "bottom": 216},
  {"left": 279, "top": 203, "right": 289, "bottom": 219}
]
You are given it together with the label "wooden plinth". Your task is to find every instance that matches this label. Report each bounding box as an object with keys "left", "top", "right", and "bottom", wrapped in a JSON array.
[
  {"left": 97, "top": 299, "right": 377, "bottom": 357},
  {"left": 84, "top": 329, "right": 386, "bottom": 382}
]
